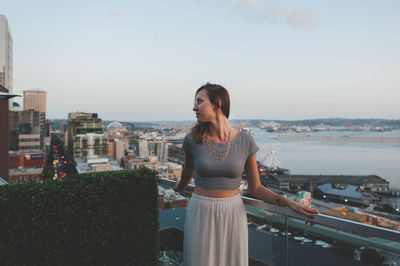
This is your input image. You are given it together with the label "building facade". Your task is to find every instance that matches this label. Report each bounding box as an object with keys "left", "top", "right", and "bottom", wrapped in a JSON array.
[
  {"left": 9, "top": 109, "right": 42, "bottom": 151},
  {"left": 108, "top": 137, "right": 129, "bottom": 164},
  {"left": 0, "top": 84, "right": 9, "bottom": 180},
  {"left": 0, "top": 14, "right": 13, "bottom": 109},
  {"left": 14, "top": 89, "right": 48, "bottom": 150},
  {"left": 23, "top": 90, "right": 46, "bottom": 113},
  {"left": 126, "top": 156, "right": 158, "bottom": 171},
  {"left": 140, "top": 140, "right": 171, "bottom": 162},
  {"left": 8, "top": 168, "right": 41, "bottom": 183},
  {"left": 73, "top": 133, "right": 108, "bottom": 159},
  {"left": 137, "top": 140, "right": 149, "bottom": 158},
  {"left": 259, "top": 174, "right": 390, "bottom": 192},
  {"left": 67, "top": 112, "right": 104, "bottom": 159}
]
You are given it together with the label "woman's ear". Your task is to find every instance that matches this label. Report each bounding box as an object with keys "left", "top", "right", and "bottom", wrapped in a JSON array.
[{"left": 217, "top": 100, "right": 222, "bottom": 109}]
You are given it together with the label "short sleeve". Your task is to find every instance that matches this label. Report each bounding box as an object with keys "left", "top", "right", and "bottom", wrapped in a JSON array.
[
  {"left": 182, "top": 133, "right": 192, "bottom": 156},
  {"left": 247, "top": 135, "right": 259, "bottom": 159}
]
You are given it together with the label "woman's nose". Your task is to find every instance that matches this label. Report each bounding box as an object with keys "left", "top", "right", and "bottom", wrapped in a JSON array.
[{"left": 193, "top": 105, "right": 198, "bottom": 111}]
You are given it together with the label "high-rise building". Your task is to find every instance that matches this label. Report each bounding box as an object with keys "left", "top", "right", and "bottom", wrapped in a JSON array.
[
  {"left": 139, "top": 140, "right": 171, "bottom": 162},
  {"left": 9, "top": 109, "right": 41, "bottom": 152},
  {"left": 0, "top": 14, "right": 13, "bottom": 109},
  {"left": 67, "top": 112, "right": 104, "bottom": 159},
  {"left": 108, "top": 137, "right": 129, "bottom": 164},
  {"left": 73, "top": 133, "right": 108, "bottom": 158},
  {"left": 23, "top": 90, "right": 46, "bottom": 149},
  {"left": 137, "top": 140, "right": 149, "bottom": 158},
  {"left": 24, "top": 90, "right": 46, "bottom": 113},
  {"left": 154, "top": 141, "right": 171, "bottom": 162}
]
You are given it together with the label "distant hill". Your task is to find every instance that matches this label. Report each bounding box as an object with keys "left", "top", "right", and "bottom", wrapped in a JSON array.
[{"left": 49, "top": 118, "right": 400, "bottom": 131}]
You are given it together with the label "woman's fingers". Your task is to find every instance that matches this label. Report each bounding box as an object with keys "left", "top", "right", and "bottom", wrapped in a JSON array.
[{"left": 305, "top": 220, "right": 316, "bottom": 227}]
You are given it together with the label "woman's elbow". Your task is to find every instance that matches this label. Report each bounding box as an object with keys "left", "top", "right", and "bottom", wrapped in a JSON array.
[{"left": 248, "top": 185, "right": 260, "bottom": 198}]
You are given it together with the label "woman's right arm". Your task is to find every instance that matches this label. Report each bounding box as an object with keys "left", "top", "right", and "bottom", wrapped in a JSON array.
[{"left": 174, "top": 152, "right": 195, "bottom": 192}]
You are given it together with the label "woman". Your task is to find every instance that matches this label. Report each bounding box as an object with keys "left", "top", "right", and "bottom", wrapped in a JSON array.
[{"left": 175, "top": 83, "right": 319, "bottom": 266}]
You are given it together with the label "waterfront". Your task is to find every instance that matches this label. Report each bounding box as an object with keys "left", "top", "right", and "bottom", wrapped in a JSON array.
[{"left": 252, "top": 128, "right": 400, "bottom": 191}]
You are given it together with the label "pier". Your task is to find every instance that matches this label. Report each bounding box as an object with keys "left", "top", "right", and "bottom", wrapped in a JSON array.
[
  {"left": 376, "top": 189, "right": 400, "bottom": 197},
  {"left": 276, "top": 134, "right": 400, "bottom": 143}
]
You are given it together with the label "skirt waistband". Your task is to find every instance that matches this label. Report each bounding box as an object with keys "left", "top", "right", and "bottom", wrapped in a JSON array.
[{"left": 191, "top": 192, "right": 242, "bottom": 202}]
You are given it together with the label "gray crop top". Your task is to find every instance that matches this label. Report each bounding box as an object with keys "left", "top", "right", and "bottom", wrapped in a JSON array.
[{"left": 182, "top": 131, "right": 259, "bottom": 190}]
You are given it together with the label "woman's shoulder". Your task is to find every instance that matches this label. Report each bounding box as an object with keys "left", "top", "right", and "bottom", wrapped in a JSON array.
[
  {"left": 183, "top": 132, "right": 197, "bottom": 146},
  {"left": 236, "top": 131, "right": 258, "bottom": 157},
  {"left": 184, "top": 132, "right": 193, "bottom": 142},
  {"left": 236, "top": 131, "right": 255, "bottom": 142}
]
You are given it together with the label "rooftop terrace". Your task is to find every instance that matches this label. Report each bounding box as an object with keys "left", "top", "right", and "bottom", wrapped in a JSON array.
[{"left": 159, "top": 178, "right": 400, "bottom": 266}]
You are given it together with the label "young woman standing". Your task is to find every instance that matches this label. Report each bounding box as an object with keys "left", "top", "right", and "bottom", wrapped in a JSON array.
[{"left": 175, "top": 83, "right": 319, "bottom": 266}]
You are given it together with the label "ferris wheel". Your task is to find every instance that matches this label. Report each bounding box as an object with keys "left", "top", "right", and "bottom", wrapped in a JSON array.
[{"left": 258, "top": 135, "right": 288, "bottom": 173}]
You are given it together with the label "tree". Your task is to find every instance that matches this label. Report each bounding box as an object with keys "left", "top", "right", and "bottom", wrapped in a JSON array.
[{"left": 41, "top": 164, "right": 54, "bottom": 180}]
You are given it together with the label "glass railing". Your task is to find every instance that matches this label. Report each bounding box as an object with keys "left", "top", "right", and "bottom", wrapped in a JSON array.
[{"left": 159, "top": 178, "right": 400, "bottom": 266}]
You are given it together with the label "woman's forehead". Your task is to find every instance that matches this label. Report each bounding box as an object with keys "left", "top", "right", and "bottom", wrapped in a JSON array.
[{"left": 196, "top": 90, "right": 208, "bottom": 99}]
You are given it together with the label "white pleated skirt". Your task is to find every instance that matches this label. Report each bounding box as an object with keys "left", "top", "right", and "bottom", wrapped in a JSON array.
[{"left": 183, "top": 193, "right": 248, "bottom": 266}]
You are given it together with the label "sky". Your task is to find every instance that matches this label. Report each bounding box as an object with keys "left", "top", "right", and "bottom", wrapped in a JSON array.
[{"left": 1, "top": 0, "right": 399, "bottom": 121}]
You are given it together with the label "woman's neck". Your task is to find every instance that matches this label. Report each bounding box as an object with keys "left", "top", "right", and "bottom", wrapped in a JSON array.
[{"left": 207, "top": 115, "right": 232, "bottom": 142}]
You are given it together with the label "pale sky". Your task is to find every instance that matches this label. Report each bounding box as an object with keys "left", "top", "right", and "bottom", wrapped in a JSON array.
[{"left": 2, "top": 0, "right": 399, "bottom": 121}]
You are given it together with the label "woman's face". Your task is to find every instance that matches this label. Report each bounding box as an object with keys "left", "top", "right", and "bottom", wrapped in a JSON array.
[{"left": 193, "top": 90, "right": 217, "bottom": 123}]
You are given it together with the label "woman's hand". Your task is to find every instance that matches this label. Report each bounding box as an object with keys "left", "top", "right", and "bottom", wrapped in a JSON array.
[
  {"left": 174, "top": 178, "right": 184, "bottom": 192},
  {"left": 285, "top": 198, "right": 320, "bottom": 218},
  {"left": 284, "top": 199, "right": 320, "bottom": 227},
  {"left": 174, "top": 153, "right": 194, "bottom": 193}
]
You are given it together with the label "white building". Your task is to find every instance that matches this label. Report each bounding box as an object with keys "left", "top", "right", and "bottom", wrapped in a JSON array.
[
  {"left": 137, "top": 140, "right": 149, "bottom": 158},
  {"left": 155, "top": 141, "right": 171, "bottom": 162},
  {"left": 73, "top": 133, "right": 108, "bottom": 158},
  {"left": 0, "top": 14, "right": 13, "bottom": 109},
  {"left": 115, "top": 138, "right": 129, "bottom": 164},
  {"left": 127, "top": 156, "right": 158, "bottom": 171},
  {"left": 75, "top": 156, "right": 122, "bottom": 174},
  {"left": 138, "top": 140, "right": 171, "bottom": 162}
]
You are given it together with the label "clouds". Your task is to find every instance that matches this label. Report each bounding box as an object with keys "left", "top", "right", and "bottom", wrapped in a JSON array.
[
  {"left": 286, "top": 9, "right": 315, "bottom": 29},
  {"left": 201, "top": 0, "right": 316, "bottom": 29},
  {"left": 109, "top": 10, "right": 121, "bottom": 17}
]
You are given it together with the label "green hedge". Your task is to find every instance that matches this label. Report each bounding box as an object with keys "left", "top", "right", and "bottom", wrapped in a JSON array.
[{"left": 0, "top": 169, "right": 159, "bottom": 265}]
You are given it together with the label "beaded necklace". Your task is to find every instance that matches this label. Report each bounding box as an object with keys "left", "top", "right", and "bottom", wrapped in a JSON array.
[{"left": 205, "top": 130, "right": 231, "bottom": 163}]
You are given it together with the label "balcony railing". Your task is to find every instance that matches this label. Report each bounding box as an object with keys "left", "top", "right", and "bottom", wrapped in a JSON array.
[{"left": 159, "top": 178, "right": 400, "bottom": 266}]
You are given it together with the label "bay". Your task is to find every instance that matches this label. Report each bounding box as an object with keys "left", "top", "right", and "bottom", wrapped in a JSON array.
[{"left": 251, "top": 128, "right": 400, "bottom": 191}]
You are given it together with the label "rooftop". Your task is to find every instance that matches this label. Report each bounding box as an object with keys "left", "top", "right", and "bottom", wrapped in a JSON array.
[
  {"left": 318, "top": 183, "right": 366, "bottom": 199},
  {"left": 159, "top": 178, "right": 400, "bottom": 265}
]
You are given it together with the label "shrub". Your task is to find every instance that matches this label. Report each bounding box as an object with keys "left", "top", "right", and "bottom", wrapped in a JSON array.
[{"left": 0, "top": 169, "right": 159, "bottom": 265}]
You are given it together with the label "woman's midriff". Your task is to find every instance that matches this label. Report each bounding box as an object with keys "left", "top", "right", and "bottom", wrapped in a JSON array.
[{"left": 194, "top": 186, "right": 239, "bottom": 198}]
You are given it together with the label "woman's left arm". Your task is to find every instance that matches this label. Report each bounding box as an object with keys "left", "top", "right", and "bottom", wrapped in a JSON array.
[{"left": 245, "top": 154, "right": 320, "bottom": 218}]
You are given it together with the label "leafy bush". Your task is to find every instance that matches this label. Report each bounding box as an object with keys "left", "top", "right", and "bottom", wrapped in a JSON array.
[{"left": 0, "top": 169, "right": 159, "bottom": 265}]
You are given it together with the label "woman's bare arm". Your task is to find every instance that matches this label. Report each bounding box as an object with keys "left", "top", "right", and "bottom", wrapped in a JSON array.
[
  {"left": 245, "top": 154, "right": 319, "bottom": 218},
  {"left": 174, "top": 153, "right": 195, "bottom": 192}
]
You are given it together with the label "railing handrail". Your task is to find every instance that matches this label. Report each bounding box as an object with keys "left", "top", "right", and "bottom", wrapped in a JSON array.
[{"left": 159, "top": 178, "right": 400, "bottom": 242}]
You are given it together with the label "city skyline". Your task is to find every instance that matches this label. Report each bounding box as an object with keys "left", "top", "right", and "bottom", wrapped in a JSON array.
[{"left": 1, "top": 0, "right": 399, "bottom": 121}]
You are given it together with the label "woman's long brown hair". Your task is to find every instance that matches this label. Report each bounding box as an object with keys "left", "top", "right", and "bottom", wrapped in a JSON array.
[{"left": 191, "top": 83, "right": 230, "bottom": 144}]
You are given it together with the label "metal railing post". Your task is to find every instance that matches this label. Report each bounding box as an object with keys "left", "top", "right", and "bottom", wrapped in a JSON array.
[{"left": 284, "top": 215, "right": 288, "bottom": 266}]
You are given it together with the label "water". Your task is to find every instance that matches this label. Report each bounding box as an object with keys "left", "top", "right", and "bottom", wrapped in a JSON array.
[{"left": 252, "top": 128, "right": 400, "bottom": 191}]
